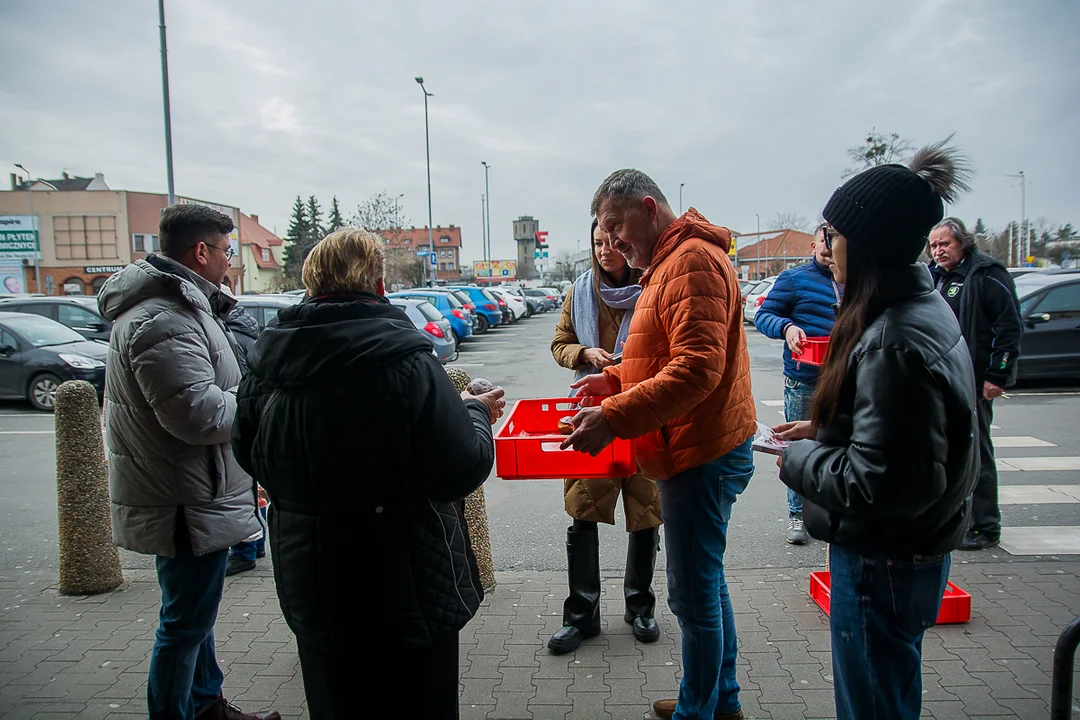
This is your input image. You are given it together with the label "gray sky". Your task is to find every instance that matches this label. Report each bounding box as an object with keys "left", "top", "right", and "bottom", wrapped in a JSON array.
[{"left": 2, "top": 1, "right": 1077, "bottom": 265}]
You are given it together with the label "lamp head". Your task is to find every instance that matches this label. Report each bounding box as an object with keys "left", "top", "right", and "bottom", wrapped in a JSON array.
[{"left": 415, "top": 76, "right": 424, "bottom": 84}]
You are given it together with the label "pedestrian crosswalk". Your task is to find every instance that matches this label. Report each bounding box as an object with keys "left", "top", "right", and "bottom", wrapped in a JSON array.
[{"left": 758, "top": 398, "right": 1080, "bottom": 557}]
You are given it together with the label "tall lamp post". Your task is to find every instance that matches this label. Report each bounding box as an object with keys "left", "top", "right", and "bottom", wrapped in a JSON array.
[
  {"left": 415, "top": 77, "right": 435, "bottom": 285},
  {"left": 158, "top": 0, "right": 176, "bottom": 206},
  {"left": 392, "top": 193, "right": 404, "bottom": 290},
  {"left": 755, "top": 213, "right": 761, "bottom": 279},
  {"left": 1007, "top": 171, "right": 1026, "bottom": 266},
  {"left": 481, "top": 161, "right": 492, "bottom": 275},
  {"left": 679, "top": 183, "right": 685, "bottom": 214},
  {"left": 14, "top": 163, "right": 40, "bottom": 293},
  {"left": 480, "top": 194, "right": 487, "bottom": 283}
]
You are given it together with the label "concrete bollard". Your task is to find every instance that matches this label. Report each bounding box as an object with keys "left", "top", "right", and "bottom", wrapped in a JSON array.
[
  {"left": 445, "top": 367, "right": 497, "bottom": 592},
  {"left": 54, "top": 381, "right": 123, "bottom": 595}
]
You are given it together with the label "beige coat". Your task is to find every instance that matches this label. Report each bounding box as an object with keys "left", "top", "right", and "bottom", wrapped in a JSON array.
[{"left": 550, "top": 285, "right": 662, "bottom": 531}]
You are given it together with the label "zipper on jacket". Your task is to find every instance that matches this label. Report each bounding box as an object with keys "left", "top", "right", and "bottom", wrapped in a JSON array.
[{"left": 208, "top": 445, "right": 221, "bottom": 498}]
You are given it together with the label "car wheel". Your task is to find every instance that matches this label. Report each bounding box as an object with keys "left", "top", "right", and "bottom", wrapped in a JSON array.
[
  {"left": 476, "top": 315, "right": 489, "bottom": 334},
  {"left": 28, "top": 373, "right": 62, "bottom": 412}
]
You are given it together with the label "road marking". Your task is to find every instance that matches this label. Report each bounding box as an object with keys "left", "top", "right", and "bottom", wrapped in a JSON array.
[
  {"left": 448, "top": 363, "right": 485, "bottom": 368},
  {"left": 457, "top": 350, "right": 501, "bottom": 355},
  {"left": 992, "top": 436, "right": 1058, "bottom": 448},
  {"left": 999, "top": 526, "right": 1080, "bottom": 556},
  {"left": 471, "top": 341, "right": 513, "bottom": 344},
  {"left": 0, "top": 431, "right": 55, "bottom": 435},
  {"left": 761, "top": 400, "right": 784, "bottom": 407},
  {"left": 0, "top": 414, "right": 49, "bottom": 418},
  {"left": 991, "top": 424, "right": 1001, "bottom": 430},
  {"left": 1007, "top": 391, "right": 1080, "bottom": 396},
  {"left": 997, "top": 456, "right": 1080, "bottom": 472},
  {"left": 999, "top": 485, "right": 1080, "bottom": 504}
]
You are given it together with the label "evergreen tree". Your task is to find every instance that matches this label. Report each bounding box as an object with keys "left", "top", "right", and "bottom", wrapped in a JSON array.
[
  {"left": 327, "top": 196, "right": 344, "bottom": 232},
  {"left": 307, "top": 195, "right": 325, "bottom": 242},
  {"left": 282, "top": 196, "right": 310, "bottom": 289}
]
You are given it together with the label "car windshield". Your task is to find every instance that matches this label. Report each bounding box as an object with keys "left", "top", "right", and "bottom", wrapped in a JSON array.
[
  {"left": 2, "top": 315, "right": 85, "bottom": 347},
  {"left": 416, "top": 302, "right": 444, "bottom": 322}
]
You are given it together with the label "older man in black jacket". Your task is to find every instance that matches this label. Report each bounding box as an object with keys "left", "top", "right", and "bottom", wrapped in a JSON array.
[{"left": 929, "top": 217, "right": 1023, "bottom": 550}]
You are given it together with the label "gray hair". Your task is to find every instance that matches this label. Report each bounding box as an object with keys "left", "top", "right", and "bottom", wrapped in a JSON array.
[
  {"left": 590, "top": 169, "right": 670, "bottom": 216},
  {"left": 932, "top": 217, "right": 977, "bottom": 251}
]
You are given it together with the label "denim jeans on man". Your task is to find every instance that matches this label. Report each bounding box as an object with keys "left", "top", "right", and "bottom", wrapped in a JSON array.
[
  {"left": 658, "top": 437, "right": 754, "bottom": 720},
  {"left": 230, "top": 504, "right": 268, "bottom": 563},
  {"left": 828, "top": 544, "right": 951, "bottom": 720},
  {"left": 783, "top": 377, "right": 814, "bottom": 515},
  {"left": 148, "top": 518, "right": 229, "bottom": 719}
]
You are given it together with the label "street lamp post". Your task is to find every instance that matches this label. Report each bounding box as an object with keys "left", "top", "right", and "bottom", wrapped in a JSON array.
[
  {"left": 416, "top": 77, "right": 435, "bottom": 286},
  {"left": 1007, "top": 171, "right": 1027, "bottom": 265},
  {"left": 480, "top": 193, "right": 487, "bottom": 283},
  {"left": 481, "top": 161, "right": 492, "bottom": 273},
  {"left": 679, "top": 183, "right": 685, "bottom": 215},
  {"left": 14, "top": 163, "right": 40, "bottom": 293},
  {"left": 755, "top": 213, "right": 761, "bottom": 279},
  {"left": 392, "top": 193, "right": 404, "bottom": 290},
  {"left": 158, "top": 0, "right": 176, "bottom": 206}
]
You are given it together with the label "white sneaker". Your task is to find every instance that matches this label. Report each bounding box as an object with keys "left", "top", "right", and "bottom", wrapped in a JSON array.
[{"left": 786, "top": 515, "right": 808, "bottom": 545}]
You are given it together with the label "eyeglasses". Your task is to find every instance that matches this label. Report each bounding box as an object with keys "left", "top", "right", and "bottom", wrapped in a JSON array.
[
  {"left": 206, "top": 243, "right": 235, "bottom": 260},
  {"left": 822, "top": 227, "right": 835, "bottom": 251}
]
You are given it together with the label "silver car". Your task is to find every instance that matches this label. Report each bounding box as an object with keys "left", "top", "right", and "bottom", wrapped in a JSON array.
[{"left": 389, "top": 298, "right": 457, "bottom": 364}]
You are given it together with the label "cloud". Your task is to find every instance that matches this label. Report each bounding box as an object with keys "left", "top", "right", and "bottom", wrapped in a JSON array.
[{"left": 259, "top": 97, "right": 302, "bottom": 137}]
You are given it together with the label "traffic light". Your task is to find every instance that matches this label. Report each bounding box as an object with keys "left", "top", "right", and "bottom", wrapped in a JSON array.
[{"left": 534, "top": 230, "right": 549, "bottom": 260}]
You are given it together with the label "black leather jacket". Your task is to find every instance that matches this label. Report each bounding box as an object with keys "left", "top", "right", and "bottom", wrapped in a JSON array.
[{"left": 780, "top": 265, "right": 979, "bottom": 557}]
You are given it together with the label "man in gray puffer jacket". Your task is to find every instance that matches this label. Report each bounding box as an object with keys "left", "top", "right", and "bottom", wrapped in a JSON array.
[{"left": 98, "top": 204, "right": 277, "bottom": 720}]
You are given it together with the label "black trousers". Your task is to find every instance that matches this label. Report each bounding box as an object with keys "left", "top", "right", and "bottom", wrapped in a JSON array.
[
  {"left": 296, "top": 632, "right": 459, "bottom": 719},
  {"left": 971, "top": 397, "right": 1002, "bottom": 537}
]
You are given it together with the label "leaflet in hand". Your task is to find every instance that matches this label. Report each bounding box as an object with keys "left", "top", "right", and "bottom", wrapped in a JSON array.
[{"left": 752, "top": 420, "right": 791, "bottom": 456}]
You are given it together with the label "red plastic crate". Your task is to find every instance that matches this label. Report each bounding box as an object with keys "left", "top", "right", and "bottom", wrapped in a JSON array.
[
  {"left": 808, "top": 571, "right": 971, "bottom": 624},
  {"left": 793, "top": 337, "right": 830, "bottom": 366},
  {"left": 494, "top": 398, "right": 636, "bottom": 480}
]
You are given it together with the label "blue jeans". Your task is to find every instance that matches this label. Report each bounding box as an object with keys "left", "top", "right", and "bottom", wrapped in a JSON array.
[
  {"left": 148, "top": 521, "right": 228, "bottom": 720},
  {"left": 829, "top": 544, "right": 951, "bottom": 720},
  {"left": 784, "top": 376, "right": 815, "bottom": 515},
  {"left": 230, "top": 505, "right": 267, "bottom": 562},
  {"left": 658, "top": 438, "right": 754, "bottom": 720}
]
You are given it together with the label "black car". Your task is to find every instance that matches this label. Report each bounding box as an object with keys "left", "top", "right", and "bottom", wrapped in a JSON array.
[
  {"left": 234, "top": 295, "right": 302, "bottom": 329},
  {"left": 0, "top": 311, "right": 108, "bottom": 411},
  {"left": 1013, "top": 271, "right": 1080, "bottom": 381},
  {"left": 0, "top": 296, "right": 112, "bottom": 343}
]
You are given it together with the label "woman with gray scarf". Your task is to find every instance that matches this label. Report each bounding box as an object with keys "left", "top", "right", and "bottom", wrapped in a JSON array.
[{"left": 548, "top": 219, "right": 663, "bottom": 654}]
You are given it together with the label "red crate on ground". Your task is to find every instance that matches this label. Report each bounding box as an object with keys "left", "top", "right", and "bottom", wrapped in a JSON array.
[
  {"left": 495, "top": 398, "right": 635, "bottom": 480},
  {"left": 793, "top": 337, "right": 830, "bottom": 366},
  {"left": 808, "top": 571, "right": 971, "bottom": 624}
]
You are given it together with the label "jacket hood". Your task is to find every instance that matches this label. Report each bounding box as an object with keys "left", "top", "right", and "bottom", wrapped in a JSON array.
[
  {"left": 251, "top": 294, "right": 433, "bottom": 385},
  {"left": 226, "top": 305, "right": 262, "bottom": 341},
  {"left": 645, "top": 208, "right": 732, "bottom": 283},
  {"left": 929, "top": 247, "right": 1004, "bottom": 276},
  {"left": 97, "top": 255, "right": 234, "bottom": 321}
]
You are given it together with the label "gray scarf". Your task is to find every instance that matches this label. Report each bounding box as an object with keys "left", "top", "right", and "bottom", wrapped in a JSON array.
[{"left": 570, "top": 269, "right": 641, "bottom": 382}]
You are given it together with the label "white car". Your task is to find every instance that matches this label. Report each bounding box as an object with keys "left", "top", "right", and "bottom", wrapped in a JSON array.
[
  {"left": 743, "top": 276, "right": 779, "bottom": 324},
  {"left": 489, "top": 288, "right": 528, "bottom": 321}
]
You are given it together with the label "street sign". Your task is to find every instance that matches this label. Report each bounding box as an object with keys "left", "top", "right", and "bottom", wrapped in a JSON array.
[
  {"left": 430, "top": 254, "right": 437, "bottom": 266},
  {"left": 417, "top": 247, "right": 430, "bottom": 256}
]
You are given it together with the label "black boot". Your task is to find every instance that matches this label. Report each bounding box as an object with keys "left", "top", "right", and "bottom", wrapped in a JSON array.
[
  {"left": 548, "top": 525, "right": 601, "bottom": 654},
  {"left": 624, "top": 526, "right": 660, "bottom": 643}
]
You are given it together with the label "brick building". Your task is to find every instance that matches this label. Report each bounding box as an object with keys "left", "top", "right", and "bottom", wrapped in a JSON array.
[
  {"left": 381, "top": 225, "right": 463, "bottom": 283},
  {"left": 734, "top": 228, "right": 816, "bottom": 280}
]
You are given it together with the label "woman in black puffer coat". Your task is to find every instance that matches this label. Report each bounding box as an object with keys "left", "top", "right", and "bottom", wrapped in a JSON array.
[{"left": 232, "top": 229, "right": 505, "bottom": 720}]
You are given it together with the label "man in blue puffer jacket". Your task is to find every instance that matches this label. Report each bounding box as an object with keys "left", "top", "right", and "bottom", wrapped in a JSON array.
[{"left": 754, "top": 223, "right": 841, "bottom": 544}]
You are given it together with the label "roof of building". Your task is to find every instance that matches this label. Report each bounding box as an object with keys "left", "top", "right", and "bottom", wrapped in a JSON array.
[
  {"left": 734, "top": 229, "right": 815, "bottom": 260},
  {"left": 239, "top": 213, "right": 283, "bottom": 269},
  {"left": 13, "top": 172, "right": 109, "bottom": 192},
  {"left": 382, "top": 225, "right": 462, "bottom": 248}
]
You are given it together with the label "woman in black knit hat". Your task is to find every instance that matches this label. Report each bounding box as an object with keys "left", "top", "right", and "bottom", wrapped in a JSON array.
[{"left": 773, "top": 140, "right": 979, "bottom": 720}]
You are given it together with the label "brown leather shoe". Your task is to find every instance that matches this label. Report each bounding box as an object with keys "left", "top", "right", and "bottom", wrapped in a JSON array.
[
  {"left": 195, "top": 696, "right": 281, "bottom": 720},
  {"left": 652, "top": 698, "right": 744, "bottom": 720}
]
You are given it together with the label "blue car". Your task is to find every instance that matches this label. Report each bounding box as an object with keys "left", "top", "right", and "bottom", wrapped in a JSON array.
[
  {"left": 446, "top": 286, "right": 503, "bottom": 334},
  {"left": 387, "top": 290, "right": 475, "bottom": 343}
]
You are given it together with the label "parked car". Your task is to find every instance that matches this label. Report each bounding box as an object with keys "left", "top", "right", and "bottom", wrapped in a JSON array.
[
  {"left": 521, "top": 288, "right": 555, "bottom": 312},
  {"left": 388, "top": 298, "right": 457, "bottom": 364},
  {"left": 447, "top": 286, "right": 503, "bottom": 333},
  {"left": 234, "top": 295, "right": 302, "bottom": 329},
  {"left": 538, "top": 287, "right": 561, "bottom": 307},
  {"left": 1012, "top": 272, "right": 1080, "bottom": 381},
  {"left": 743, "top": 276, "right": 779, "bottom": 324},
  {"left": 387, "top": 290, "right": 474, "bottom": 344},
  {"left": 0, "top": 311, "right": 108, "bottom": 411},
  {"left": 739, "top": 279, "right": 758, "bottom": 304},
  {"left": 500, "top": 286, "right": 541, "bottom": 317},
  {"left": 489, "top": 288, "right": 528, "bottom": 322},
  {"left": 0, "top": 296, "right": 112, "bottom": 343}
]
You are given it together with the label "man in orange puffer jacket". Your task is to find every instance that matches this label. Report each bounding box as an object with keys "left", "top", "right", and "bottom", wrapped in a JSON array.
[{"left": 563, "top": 169, "right": 755, "bottom": 720}]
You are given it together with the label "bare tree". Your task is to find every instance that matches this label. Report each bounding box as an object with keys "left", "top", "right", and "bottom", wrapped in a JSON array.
[
  {"left": 351, "top": 191, "right": 421, "bottom": 290},
  {"left": 768, "top": 212, "right": 812, "bottom": 233},
  {"left": 552, "top": 250, "right": 578, "bottom": 282},
  {"left": 843, "top": 128, "right": 915, "bottom": 178}
]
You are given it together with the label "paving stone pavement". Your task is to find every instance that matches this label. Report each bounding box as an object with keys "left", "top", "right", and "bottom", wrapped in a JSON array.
[{"left": 1, "top": 562, "right": 1077, "bottom": 719}]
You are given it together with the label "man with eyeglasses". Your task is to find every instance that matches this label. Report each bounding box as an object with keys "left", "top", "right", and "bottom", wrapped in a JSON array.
[
  {"left": 98, "top": 204, "right": 278, "bottom": 720},
  {"left": 754, "top": 223, "right": 841, "bottom": 545}
]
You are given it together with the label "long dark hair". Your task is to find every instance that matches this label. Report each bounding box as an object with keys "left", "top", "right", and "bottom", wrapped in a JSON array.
[
  {"left": 810, "top": 240, "right": 884, "bottom": 427},
  {"left": 590, "top": 218, "right": 642, "bottom": 289}
]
